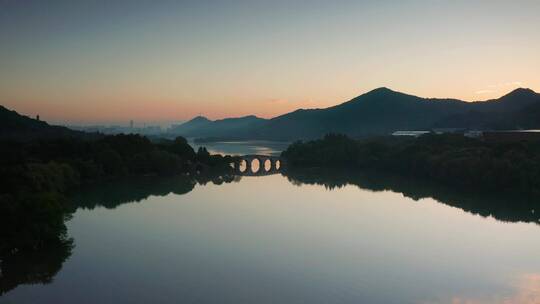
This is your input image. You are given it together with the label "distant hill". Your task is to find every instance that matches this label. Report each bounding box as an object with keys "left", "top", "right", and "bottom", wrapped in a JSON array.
[
  {"left": 169, "top": 116, "right": 211, "bottom": 136},
  {"left": 433, "top": 88, "right": 540, "bottom": 129},
  {"left": 254, "top": 88, "right": 469, "bottom": 140},
  {"left": 172, "top": 87, "right": 540, "bottom": 141},
  {"left": 169, "top": 115, "right": 267, "bottom": 138},
  {"left": 0, "top": 105, "right": 87, "bottom": 141}
]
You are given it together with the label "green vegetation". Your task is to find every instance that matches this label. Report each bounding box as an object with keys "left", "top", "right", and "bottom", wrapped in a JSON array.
[
  {"left": 0, "top": 134, "right": 236, "bottom": 275},
  {"left": 282, "top": 133, "right": 540, "bottom": 197}
]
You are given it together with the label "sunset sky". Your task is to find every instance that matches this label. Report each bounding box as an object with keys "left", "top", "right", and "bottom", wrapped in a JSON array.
[{"left": 1, "top": 0, "right": 539, "bottom": 124}]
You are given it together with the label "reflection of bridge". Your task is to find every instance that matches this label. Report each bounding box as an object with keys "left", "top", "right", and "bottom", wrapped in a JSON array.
[{"left": 233, "top": 155, "right": 284, "bottom": 176}]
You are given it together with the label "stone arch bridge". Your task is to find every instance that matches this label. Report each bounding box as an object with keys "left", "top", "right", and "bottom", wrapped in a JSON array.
[{"left": 233, "top": 154, "right": 284, "bottom": 176}]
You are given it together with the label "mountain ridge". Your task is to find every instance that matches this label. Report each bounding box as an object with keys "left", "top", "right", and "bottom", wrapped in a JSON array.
[
  {"left": 172, "top": 87, "right": 540, "bottom": 140},
  {"left": 0, "top": 105, "right": 89, "bottom": 141},
  {"left": 3, "top": 87, "right": 539, "bottom": 142},
  {"left": 169, "top": 114, "right": 267, "bottom": 138}
]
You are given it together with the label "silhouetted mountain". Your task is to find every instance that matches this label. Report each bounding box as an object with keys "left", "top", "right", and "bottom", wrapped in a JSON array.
[
  {"left": 173, "top": 87, "right": 540, "bottom": 140},
  {"left": 483, "top": 88, "right": 540, "bottom": 111},
  {"left": 169, "top": 115, "right": 267, "bottom": 138},
  {"left": 0, "top": 106, "right": 87, "bottom": 141},
  {"left": 171, "top": 115, "right": 211, "bottom": 134},
  {"left": 255, "top": 88, "right": 469, "bottom": 140},
  {"left": 434, "top": 88, "right": 540, "bottom": 129}
]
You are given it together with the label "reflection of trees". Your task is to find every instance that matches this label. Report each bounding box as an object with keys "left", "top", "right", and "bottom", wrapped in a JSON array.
[
  {"left": 71, "top": 171, "right": 239, "bottom": 210},
  {"left": 0, "top": 238, "right": 73, "bottom": 296},
  {"left": 283, "top": 168, "right": 540, "bottom": 224},
  {"left": 0, "top": 192, "right": 73, "bottom": 293},
  {"left": 195, "top": 169, "right": 240, "bottom": 186},
  {"left": 1, "top": 170, "right": 239, "bottom": 296},
  {"left": 71, "top": 175, "right": 197, "bottom": 210}
]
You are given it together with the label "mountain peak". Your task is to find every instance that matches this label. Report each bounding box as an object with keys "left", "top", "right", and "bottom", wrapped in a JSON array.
[
  {"left": 368, "top": 87, "right": 396, "bottom": 94},
  {"left": 360, "top": 87, "right": 408, "bottom": 100},
  {"left": 498, "top": 87, "right": 539, "bottom": 102},
  {"left": 506, "top": 87, "right": 536, "bottom": 96},
  {"left": 189, "top": 116, "right": 211, "bottom": 123}
]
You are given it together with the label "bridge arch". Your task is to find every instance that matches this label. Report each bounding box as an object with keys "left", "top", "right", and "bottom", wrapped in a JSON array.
[
  {"left": 263, "top": 159, "right": 272, "bottom": 172},
  {"left": 234, "top": 154, "right": 285, "bottom": 176},
  {"left": 238, "top": 159, "right": 248, "bottom": 173},
  {"left": 250, "top": 158, "right": 261, "bottom": 173}
]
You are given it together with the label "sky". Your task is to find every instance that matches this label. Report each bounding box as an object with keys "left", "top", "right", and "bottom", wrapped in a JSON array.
[{"left": 1, "top": 0, "right": 539, "bottom": 125}]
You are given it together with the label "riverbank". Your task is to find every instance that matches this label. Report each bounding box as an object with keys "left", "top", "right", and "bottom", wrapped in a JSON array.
[
  {"left": 0, "top": 134, "right": 236, "bottom": 261},
  {"left": 281, "top": 133, "right": 540, "bottom": 198}
]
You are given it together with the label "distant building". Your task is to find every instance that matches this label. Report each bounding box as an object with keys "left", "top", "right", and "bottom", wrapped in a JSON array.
[
  {"left": 36, "top": 115, "right": 40, "bottom": 121},
  {"left": 130, "top": 120, "right": 134, "bottom": 129},
  {"left": 464, "top": 130, "right": 483, "bottom": 138},
  {"left": 480, "top": 130, "right": 540, "bottom": 143},
  {"left": 391, "top": 131, "right": 431, "bottom": 137},
  {"left": 393, "top": 129, "right": 540, "bottom": 142},
  {"left": 432, "top": 128, "right": 465, "bottom": 135}
]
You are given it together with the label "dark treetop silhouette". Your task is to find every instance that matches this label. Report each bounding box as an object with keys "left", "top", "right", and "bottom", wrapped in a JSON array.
[
  {"left": 281, "top": 133, "right": 540, "bottom": 198},
  {"left": 0, "top": 126, "right": 238, "bottom": 294},
  {"left": 2, "top": 87, "right": 540, "bottom": 296}
]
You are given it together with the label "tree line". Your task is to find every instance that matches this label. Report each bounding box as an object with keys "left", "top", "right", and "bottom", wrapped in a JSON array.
[
  {"left": 281, "top": 133, "right": 540, "bottom": 198},
  {"left": 0, "top": 134, "right": 236, "bottom": 271}
]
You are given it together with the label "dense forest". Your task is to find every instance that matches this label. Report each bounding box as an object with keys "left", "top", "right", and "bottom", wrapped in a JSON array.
[
  {"left": 0, "top": 134, "right": 236, "bottom": 288},
  {"left": 281, "top": 133, "right": 540, "bottom": 198}
]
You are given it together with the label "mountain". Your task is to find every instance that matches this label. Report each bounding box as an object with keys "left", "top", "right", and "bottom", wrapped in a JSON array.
[
  {"left": 169, "top": 115, "right": 267, "bottom": 138},
  {"left": 434, "top": 88, "right": 540, "bottom": 129},
  {"left": 4, "top": 87, "right": 539, "bottom": 142},
  {"left": 0, "top": 105, "right": 86, "bottom": 141},
  {"left": 481, "top": 88, "right": 540, "bottom": 111},
  {"left": 172, "top": 87, "right": 540, "bottom": 141},
  {"left": 169, "top": 116, "right": 212, "bottom": 135},
  {"left": 253, "top": 88, "right": 470, "bottom": 140}
]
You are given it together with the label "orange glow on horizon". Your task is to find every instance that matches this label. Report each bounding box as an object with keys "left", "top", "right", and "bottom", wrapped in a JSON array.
[
  {"left": 3, "top": 85, "right": 539, "bottom": 125},
  {"left": 2, "top": 2, "right": 539, "bottom": 124},
  {"left": 421, "top": 274, "right": 540, "bottom": 304}
]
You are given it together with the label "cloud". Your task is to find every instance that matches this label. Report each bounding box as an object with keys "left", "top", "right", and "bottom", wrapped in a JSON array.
[
  {"left": 268, "top": 98, "right": 289, "bottom": 104},
  {"left": 475, "top": 89, "right": 494, "bottom": 94},
  {"left": 475, "top": 81, "right": 525, "bottom": 95},
  {"left": 266, "top": 98, "right": 318, "bottom": 107}
]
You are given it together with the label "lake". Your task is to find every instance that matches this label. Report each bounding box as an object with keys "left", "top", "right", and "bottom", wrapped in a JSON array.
[{"left": 2, "top": 141, "right": 540, "bottom": 304}]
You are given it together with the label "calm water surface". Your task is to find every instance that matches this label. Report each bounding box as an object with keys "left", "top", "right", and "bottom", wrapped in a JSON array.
[
  {"left": 190, "top": 139, "right": 289, "bottom": 156},
  {"left": 2, "top": 142, "right": 540, "bottom": 304}
]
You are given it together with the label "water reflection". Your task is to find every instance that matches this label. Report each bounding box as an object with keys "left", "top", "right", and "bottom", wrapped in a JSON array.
[
  {"left": 425, "top": 274, "right": 540, "bottom": 304},
  {"left": 0, "top": 164, "right": 540, "bottom": 303},
  {"left": 71, "top": 176, "right": 196, "bottom": 210},
  {"left": 72, "top": 172, "right": 240, "bottom": 210},
  {"left": 0, "top": 239, "right": 73, "bottom": 296},
  {"left": 0, "top": 171, "right": 239, "bottom": 296},
  {"left": 190, "top": 140, "right": 288, "bottom": 156},
  {"left": 283, "top": 168, "right": 540, "bottom": 225}
]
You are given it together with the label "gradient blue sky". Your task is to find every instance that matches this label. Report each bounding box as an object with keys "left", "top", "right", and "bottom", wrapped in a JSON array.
[{"left": 1, "top": 0, "right": 539, "bottom": 124}]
